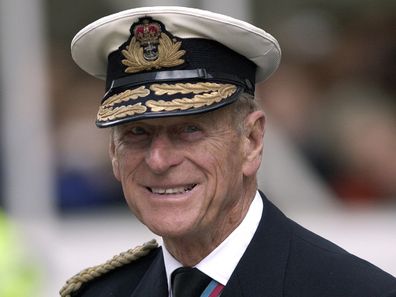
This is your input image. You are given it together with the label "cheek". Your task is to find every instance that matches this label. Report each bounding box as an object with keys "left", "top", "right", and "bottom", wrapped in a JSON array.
[
  {"left": 115, "top": 148, "right": 143, "bottom": 181},
  {"left": 199, "top": 140, "right": 244, "bottom": 195}
]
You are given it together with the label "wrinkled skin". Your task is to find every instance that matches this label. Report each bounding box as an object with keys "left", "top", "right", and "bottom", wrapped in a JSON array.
[{"left": 110, "top": 107, "right": 265, "bottom": 265}]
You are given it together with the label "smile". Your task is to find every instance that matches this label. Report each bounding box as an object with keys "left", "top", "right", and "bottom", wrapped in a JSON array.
[{"left": 148, "top": 184, "right": 196, "bottom": 195}]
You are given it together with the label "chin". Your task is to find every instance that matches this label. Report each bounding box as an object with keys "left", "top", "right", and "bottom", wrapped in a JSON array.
[{"left": 144, "top": 217, "right": 198, "bottom": 240}]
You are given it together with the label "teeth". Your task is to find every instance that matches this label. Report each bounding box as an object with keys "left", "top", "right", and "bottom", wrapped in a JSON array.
[{"left": 150, "top": 184, "right": 196, "bottom": 195}]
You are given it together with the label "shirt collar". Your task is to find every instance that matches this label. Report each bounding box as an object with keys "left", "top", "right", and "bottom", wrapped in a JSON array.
[{"left": 162, "top": 191, "right": 263, "bottom": 293}]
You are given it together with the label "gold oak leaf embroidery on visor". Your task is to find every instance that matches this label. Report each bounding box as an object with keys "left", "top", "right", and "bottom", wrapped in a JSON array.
[
  {"left": 122, "top": 33, "right": 186, "bottom": 73},
  {"left": 146, "top": 82, "right": 237, "bottom": 112},
  {"left": 97, "top": 86, "right": 150, "bottom": 122}
]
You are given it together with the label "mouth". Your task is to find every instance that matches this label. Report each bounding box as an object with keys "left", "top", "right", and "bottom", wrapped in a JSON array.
[{"left": 147, "top": 184, "right": 197, "bottom": 195}]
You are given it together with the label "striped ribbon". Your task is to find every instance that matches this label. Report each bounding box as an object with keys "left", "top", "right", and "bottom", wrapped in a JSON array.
[{"left": 200, "top": 280, "right": 224, "bottom": 297}]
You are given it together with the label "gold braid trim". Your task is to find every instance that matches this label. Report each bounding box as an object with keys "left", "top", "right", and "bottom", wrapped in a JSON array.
[
  {"left": 102, "top": 86, "right": 150, "bottom": 107},
  {"left": 150, "top": 82, "right": 232, "bottom": 95},
  {"left": 97, "top": 86, "right": 150, "bottom": 122},
  {"left": 59, "top": 239, "right": 158, "bottom": 297},
  {"left": 97, "top": 103, "right": 147, "bottom": 122},
  {"left": 122, "top": 33, "right": 185, "bottom": 73},
  {"left": 146, "top": 83, "right": 237, "bottom": 112}
]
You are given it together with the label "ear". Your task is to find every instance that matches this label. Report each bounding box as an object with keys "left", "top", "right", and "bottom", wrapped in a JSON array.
[
  {"left": 242, "top": 110, "right": 266, "bottom": 177},
  {"left": 109, "top": 132, "right": 121, "bottom": 181}
]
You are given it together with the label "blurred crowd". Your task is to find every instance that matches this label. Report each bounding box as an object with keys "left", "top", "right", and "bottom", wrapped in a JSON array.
[
  {"left": 258, "top": 7, "right": 396, "bottom": 205},
  {"left": 50, "top": 50, "right": 125, "bottom": 211}
]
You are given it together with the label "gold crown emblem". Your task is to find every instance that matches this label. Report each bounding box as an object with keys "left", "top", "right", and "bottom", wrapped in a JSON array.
[
  {"left": 134, "top": 19, "right": 161, "bottom": 61},
  {"left": 121, "top": 18, "right": 186, "bottom": 73}
]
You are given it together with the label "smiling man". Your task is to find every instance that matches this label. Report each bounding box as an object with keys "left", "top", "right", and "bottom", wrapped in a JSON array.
[
  {"left": 109, "top": 96, "right": 262, "bottom": 267},
  {"left": 61, "top": 6, "right": 396, "bottom": 297}
]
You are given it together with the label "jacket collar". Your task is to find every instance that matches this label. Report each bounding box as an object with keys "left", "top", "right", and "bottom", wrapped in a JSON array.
[
  {"left": 130, "top": 247, "right": 168, "bottom": 297},
  {"left": 221, "top": 192, "right": 292, "bottom": 297}
]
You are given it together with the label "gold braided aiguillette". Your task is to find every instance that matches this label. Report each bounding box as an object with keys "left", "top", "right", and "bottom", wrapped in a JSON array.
[{"left": 59, "top": 240, "right": 158, "bottom": 297}]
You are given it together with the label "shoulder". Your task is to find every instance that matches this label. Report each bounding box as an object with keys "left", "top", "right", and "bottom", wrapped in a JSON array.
[
  {"left": 60, "top": 239, "right": 160, "bottom": 297},
  {"left": 259, "top": 192, "right": 396, "bottom": 295},
  {"left": 285, "top": 218, "right": 396, "bottom": 296}
]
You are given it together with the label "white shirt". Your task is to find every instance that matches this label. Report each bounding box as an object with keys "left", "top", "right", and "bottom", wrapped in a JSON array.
[{"left": 162, "top": 191, "right": 263, "bottom": 296}]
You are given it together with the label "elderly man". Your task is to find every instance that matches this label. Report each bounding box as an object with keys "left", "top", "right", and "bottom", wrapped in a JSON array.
[{"left": 61, "top": 6, "right": 396, "bottom": 297}]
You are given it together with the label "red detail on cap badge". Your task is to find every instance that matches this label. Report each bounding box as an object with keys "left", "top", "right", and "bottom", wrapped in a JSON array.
[{"left": 133, "top": 19, "right": 161, "bottom": 61}]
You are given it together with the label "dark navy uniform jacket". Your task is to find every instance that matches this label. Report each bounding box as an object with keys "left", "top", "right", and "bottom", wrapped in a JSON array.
[{"left": 72, "top": 193, "right": 396, "bottom": 297}]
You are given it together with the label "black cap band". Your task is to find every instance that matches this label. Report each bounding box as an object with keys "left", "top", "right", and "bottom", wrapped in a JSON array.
[{"left": 104, "top": 68, "right": 254, "bottom": 101}]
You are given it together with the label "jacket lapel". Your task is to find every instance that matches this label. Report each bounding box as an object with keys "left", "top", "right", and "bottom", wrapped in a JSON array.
[
  {"left": 221, "top": 192, "right": 292, "bottom": 297},
  {"left": 130, "top": 247, "right": 168, "bottom": 297},
  {"left": 130, "top": 193, "right": 291, "bottom": 297}
]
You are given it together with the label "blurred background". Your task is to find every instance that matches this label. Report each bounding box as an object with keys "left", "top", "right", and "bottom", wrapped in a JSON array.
[{"left": 0, "top": 0, "right": 395, "bottom": 296}]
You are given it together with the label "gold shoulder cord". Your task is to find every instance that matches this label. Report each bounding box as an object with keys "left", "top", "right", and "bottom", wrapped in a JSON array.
[{"left": 59, "top": 239, "right": 159, "bottom": 297}]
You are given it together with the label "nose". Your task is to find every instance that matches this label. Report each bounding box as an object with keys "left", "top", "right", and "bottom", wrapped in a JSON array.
[{"left": 145, "top": 133, "right": 183, "bottom": 174}]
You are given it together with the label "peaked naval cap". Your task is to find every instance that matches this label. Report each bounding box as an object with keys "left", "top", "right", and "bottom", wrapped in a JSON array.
[{"left": 71, "top": 6, "right": 281, "bottom": 127}]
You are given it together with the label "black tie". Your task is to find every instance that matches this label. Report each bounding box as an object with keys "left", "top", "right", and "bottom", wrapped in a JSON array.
[{"left": 171, "top": 267, "right": 211, "bottom": 297}]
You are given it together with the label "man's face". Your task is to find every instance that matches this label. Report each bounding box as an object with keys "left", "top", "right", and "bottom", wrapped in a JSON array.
[{"left": 110, "top": 108, "right": 260, "bottom": 240}]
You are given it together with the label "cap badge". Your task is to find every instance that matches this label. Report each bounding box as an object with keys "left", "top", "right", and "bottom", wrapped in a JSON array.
[{"left": 121, "top": 18, "right": 186, "bottom": 73}]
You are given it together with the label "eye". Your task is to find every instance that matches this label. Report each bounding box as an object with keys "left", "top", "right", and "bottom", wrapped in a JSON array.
[
  {"left": 130, "top": 126, "right": 147, "bottom": 135},
  {"left": 117, "top": 125, "right": 151, "bottom": 145},
  {"left": 183, "top": 124, "right": 201, "bottom": 133},
  {"left": 176, "top": 123, "right": 204, "bottom": 142}
]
